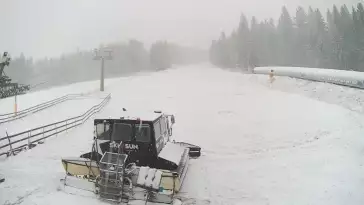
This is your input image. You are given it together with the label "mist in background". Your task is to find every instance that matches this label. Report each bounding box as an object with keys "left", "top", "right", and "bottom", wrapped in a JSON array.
[
  {"left": 6, "top": 41, "right": 207, "bottom": 91},
  {"left": 1, "top": 0, "right": 359, "bottom": 59},
  {"left": 209, "top": 1, "right": 364, "bottom": 72},
  {"left": 0, "top": 0, "right": 360, "bottom": 92}
]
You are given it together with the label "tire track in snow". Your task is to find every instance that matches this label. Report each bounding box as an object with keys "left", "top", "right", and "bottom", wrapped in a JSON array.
[
  {"left": 202, "top": 129, "right": 332, "bottom": 159},
  {"left": 3, "top": 188, "right": 40, "bottom": 205}
]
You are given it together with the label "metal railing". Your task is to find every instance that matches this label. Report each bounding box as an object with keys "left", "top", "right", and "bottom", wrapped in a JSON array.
[
  {"left": 0, "top": 94, "right": 111, "bottom": 157},
  {"left": 0, "top": 94, "right": 83, "bottom": 124}
]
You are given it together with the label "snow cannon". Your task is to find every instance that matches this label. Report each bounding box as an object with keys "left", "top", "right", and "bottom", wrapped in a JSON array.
[{"left": 60, "top": 111, "right": 201, "bottom": 204}]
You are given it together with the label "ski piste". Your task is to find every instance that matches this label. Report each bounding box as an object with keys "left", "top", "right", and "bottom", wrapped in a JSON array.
[{"left": 2, "top": 66, "right": 364, "bottom": 204}]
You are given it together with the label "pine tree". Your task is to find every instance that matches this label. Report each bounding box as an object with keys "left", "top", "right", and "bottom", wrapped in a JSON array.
[
  {"left": 356, "top": 3, "right": 364, "bottom": 70},
  {"left": 313, "top": 9, "right": 328, "bottom": 67},
  {"left": 277, "top": 6, "right": 294, "bottom": 65},
  {"left": 326, "top": 9, "right": 339, "bottom": 69},
  {"left": 249, "top": 16, "right": 260, "bottom": 68},
  {"left": 339, "top": 5, "right": 356, "bottom": 69},
  {"left": 236, "top": 13, "right": 250, "bottom": 68},
  {"left": 294, "top": 6, "right": 309, "bottom": 66},
  {"left": 127, "top": 40, "right": 149, "bottom": 71},
  {"left": 228, "top": 30, "right": 239, "bottom": 67},
  {"left": 331, "top": 5, "right": 343, "bottom": 68},
  {"left": 267, "top": 18, "right": 278, "bottom": 65},
  {"left": 208, "top": 3, "right": 364, "bottom": 71},
  {"left": 357, "top": 3, "right": 364, "bottom": 25},
  {"left": 150, "top": 41, "right": 172, "bottom": 70}
]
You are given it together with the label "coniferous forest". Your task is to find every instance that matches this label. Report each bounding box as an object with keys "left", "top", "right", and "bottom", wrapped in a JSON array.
[
  {"left": 7, "top": 40, "right": 207, "bottom": 91},
  {"left": 209, "top": 3, "right": 364, "bottom": 72}
]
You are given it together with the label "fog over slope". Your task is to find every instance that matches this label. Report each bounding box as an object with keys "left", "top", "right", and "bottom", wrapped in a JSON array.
[{"left": 1, "top": 0, "right": 358, "bottom": 59}]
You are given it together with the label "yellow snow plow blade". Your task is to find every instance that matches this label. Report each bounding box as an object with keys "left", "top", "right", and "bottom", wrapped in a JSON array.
[
  {"left": 61, "top": 159, "right": 183, "bottom": 192},
  {"left": 62, "top": 158, "right": 100, "bottom": 177},
  {"left": 160, "top": 171, "right": 180, "bottom": 191}
]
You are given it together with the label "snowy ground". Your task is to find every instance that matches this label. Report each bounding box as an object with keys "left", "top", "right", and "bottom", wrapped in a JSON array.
[
  {"left": 1, "top": 65, "right": 364, "bottom": 205},
  {"left": 249, "top": 73, "right": 364, "bottom": 114},
  {"left": 0, "top": 96, "right": 103, "bottom": 135},
  {"left": 0, "top": 77, "right": 121, "bottom": 114},
  {"left": 0, "top": 94, "right": 109, "bottom": 150}
]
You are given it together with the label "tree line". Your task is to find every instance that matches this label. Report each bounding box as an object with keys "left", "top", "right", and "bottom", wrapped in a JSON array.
[
  {"left": 210, "top": 3, "right": 364, "bottom": 72},
  {"left": 6, "top": 40, "right": 207, "bottom": 91}
]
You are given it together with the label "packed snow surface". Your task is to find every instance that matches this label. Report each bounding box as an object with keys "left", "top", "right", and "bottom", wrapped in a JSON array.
[
  {"left": 0, "top": 96, "right": 104, "bottom": 135},
  {"left": 0, "top": 78, "right": 119, "bottom": 114},
  {"left": 1, "top": 65, "right": 364, "bottom": 205}
]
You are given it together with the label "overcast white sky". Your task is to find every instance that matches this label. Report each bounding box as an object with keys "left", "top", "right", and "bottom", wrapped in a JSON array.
[{"left": 0, "top": 0, "right": 360, "bottom": 59}]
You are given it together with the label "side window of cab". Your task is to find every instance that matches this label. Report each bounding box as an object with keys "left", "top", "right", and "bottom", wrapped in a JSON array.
[
  {"left": 154, "top": 120, "right": 163, "bottom": 152},
  {"left": 161, "top": 116, "right": 169, "bottom": 142},
  {"left": 160, "top": 117, "right": 166, "bottom": 136}
]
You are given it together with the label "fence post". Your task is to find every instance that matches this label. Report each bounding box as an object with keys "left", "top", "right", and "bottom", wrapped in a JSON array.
[
  {"left": 6, "top": 131, "right": 13, "bottom": 156},
  {"left": 27, "top": 131, "right": 31, "bottom": 149}
]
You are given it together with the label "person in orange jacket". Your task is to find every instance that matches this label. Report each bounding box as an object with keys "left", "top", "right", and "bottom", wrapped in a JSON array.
[{"left": 269, "top": 69, "right": 275, "bottom": 85}]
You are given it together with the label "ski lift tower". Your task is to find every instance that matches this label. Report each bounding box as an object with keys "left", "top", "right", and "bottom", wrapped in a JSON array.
[{"left": 93, "top": 47, "right": 113, "bottom": 92}]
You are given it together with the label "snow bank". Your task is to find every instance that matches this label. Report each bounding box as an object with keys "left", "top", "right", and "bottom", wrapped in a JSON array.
[
  {"left": 254, "top": 66, "right": 364, "bottom": 88},
  {"left": 248, "top": 69, "right": 364, "bottom": 115}
]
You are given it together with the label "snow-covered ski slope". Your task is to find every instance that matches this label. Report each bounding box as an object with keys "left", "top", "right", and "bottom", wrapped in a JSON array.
[
  {"left": 0, "top": 78, "right": 122, "bottom": 149},
  {"left": 1, "top": 64, "right": 364, "bottom": 205},
  {"left": 0, "top": 96, "right": 103, "bottom": 135},
  {"left": 0, "top": 77, "right": 121, "bottom": 114}
]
